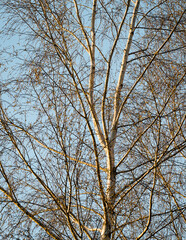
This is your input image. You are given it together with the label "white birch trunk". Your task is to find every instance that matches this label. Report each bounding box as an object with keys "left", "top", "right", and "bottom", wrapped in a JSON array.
[
  {"left": 101, "top": 1, "right": 140, "bottom": 239},
  {"left": 101, "top": 148, "right": 116, "bottom": 240}
]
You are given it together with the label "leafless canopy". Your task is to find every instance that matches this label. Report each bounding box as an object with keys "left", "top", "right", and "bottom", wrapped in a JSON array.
[{"left": 0, "top": 0, "right": 185, "bottom": 239}]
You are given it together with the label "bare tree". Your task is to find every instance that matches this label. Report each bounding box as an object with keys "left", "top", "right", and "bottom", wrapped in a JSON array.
[{"left": 0, "top": 0, "right": 185, "bottom": 239}]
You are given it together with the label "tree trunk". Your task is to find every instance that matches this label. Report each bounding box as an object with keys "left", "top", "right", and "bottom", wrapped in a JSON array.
[{"left": 101, "top": 148, "right": 116, "bottom": 239}]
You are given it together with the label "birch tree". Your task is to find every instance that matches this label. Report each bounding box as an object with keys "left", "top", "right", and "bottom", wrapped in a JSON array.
[{"left": 0, "top": 0, "right": 185, "bottom": 239}]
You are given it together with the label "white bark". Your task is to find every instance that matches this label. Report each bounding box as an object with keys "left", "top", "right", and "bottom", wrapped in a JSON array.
[{"left": 101, "top": 2, "right": 140, "bottom": 239}]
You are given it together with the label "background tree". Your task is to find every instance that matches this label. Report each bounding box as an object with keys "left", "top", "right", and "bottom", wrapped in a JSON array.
[{"left": 0, "top": 0, "right": 185, "bottom": 239}]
